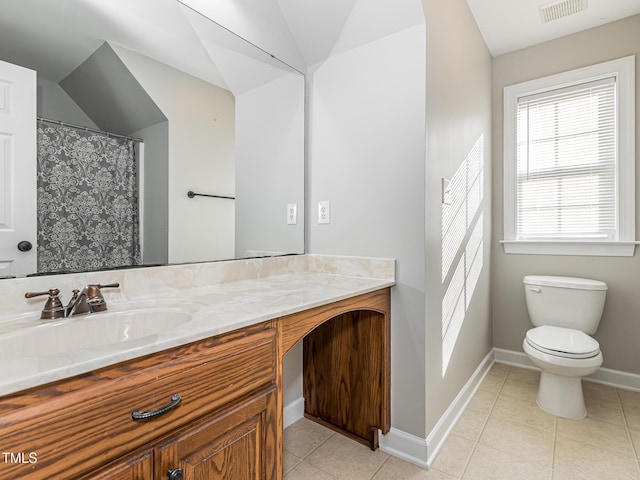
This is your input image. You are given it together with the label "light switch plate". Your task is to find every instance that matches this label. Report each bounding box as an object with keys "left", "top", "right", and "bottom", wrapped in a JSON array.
[{"left": 442, "top": 178, "right": 452, "bottom": 205}]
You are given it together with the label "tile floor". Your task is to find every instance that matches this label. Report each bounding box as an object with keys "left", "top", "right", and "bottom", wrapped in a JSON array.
[{"left": 283, "top": 364, "right": 640, "bottom": 479}]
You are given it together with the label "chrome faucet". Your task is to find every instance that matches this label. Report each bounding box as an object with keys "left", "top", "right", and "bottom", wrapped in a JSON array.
[{"left": 25, "top": 283, "right": 120, "bottom": 320}]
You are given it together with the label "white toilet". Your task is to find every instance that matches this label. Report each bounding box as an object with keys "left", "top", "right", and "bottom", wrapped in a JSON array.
[{"left": 522, "top": 275, "right": 606, "bottom": 420}]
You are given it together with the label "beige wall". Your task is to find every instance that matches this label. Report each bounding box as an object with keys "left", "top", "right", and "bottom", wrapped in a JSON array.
[
  {"left": 423, "top": 0, "right": 493, "bottom": 433},
  {"left": 491, "top": 15, "right": 640, "bottom": 374}
]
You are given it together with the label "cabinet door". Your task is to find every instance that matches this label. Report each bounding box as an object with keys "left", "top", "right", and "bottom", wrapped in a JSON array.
[
  {"left": 155, "top": 386, "right": 277, "bottom": 480},
  {"left": 304, "top": 308, "right": 390, "bottom": 450},
  {"left": 77, "top": 449, "right": 153, "bottom": 480}
]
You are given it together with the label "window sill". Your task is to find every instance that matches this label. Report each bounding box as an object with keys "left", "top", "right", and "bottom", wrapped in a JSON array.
[{"left": 500, "top": 240, "right": 639, "bottom": 257}]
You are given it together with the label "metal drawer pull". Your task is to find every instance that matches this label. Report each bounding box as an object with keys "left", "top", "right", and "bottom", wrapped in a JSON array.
[{"left": 131, "top": 394, "right": 182, "bottom": 420}]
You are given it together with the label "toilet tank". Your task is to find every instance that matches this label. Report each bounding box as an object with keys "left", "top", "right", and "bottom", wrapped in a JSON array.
[{"left": 523, "top": 275, "right": 607, "bottom": 334}]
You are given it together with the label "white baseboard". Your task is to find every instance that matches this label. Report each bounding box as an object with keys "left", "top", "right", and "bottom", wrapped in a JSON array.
[
  {"left": 284, "top": 397, "right": 305, "bottom": 429},
  {"left": 492, "top": 347, "right": 537, "bottom": 369},
  {"left": 379, "top": 428, "right": 429, "bottom": 469},
  {"left": 379, "top": 349, "right": 495, "bottom": 468},
  {"left": 424, "top": 349, "right": 495, "bottom": 466},
  {"left": 494, "top": 347, "right": 640, "bottom": 392},
  {"left": 590, "top": 367, "right": 640, "bottom": 391}
]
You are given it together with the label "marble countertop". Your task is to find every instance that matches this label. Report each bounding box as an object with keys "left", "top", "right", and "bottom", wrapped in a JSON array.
[{"left": 0, "top": 255, "right": 395, "bottom": 396}]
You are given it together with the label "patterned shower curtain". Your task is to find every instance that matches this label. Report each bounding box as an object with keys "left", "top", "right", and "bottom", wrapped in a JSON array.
[{"left": 36, "top": 121, "right": 141, "bottom": 273}]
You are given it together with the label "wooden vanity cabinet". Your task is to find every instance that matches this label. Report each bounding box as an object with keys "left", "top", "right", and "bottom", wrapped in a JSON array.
[
  {"left": 0, "top": 287, "right": 391, "bottom": 480},
  {"left": 279, "top": 288, "right": 391, "bottom": 450},
  {"left": 87, "top": 387, "right": 277, "bottom": 480},
  {"left": 0, "top": 323, "right": 278, "bottom": 480}
]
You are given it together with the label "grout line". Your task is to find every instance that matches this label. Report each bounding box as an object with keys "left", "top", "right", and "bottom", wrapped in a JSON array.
[
  {"left": 617, "top": 388, "right": 640, "bottom": 476},
  {"left": 369, "top": 456, "right": 390, "bottom": 480},
  {"left": 481, "top": 364, "right": 510, "bottom": 425},
  {"left": 458, "top": 365, "right": 511, "bottom": 479},
  {"left": 283, "top": 419, "right": 338, "bottom": 478},
  {"left": 302, "top": 430, "right": 335, "bottom": 461},
  {"left": 550, "top": 410, "right": 558, "bottom": 480}
]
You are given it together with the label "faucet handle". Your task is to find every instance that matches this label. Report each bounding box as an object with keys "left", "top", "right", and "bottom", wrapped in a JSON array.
[
  {"left": 25, "top": 288, "right": 60, "bottom": 298},
  {"left": 25, "top": 288, "right": 65, "bottom": 320},
  {"left": 86, "top": 283, "right": 120, "bottom": 312},
  {"left": 93, "top": 283, "right": 120, "bottom": 289}
]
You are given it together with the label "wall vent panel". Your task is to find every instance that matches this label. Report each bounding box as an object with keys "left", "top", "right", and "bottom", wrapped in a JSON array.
[{"left": 539, "top": 0, "right": 588, "bottom": 23}]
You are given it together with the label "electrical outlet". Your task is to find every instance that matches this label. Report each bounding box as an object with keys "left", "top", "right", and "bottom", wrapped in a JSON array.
[
  {"left": 287, "top": 203, "right": 297, "bottom": 225},
  {"left": 318, "top": 201, "right": 330, "bottom": 224}
]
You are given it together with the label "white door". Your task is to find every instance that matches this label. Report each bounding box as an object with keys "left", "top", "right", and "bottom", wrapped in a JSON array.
[{"left": 0, "top": 59, "right": 36, "bottom": 278}]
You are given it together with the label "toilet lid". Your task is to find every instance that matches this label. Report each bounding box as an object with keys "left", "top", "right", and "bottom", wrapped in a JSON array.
[{"left": 526, "top": 326, "right": 600, "bottom": 359}]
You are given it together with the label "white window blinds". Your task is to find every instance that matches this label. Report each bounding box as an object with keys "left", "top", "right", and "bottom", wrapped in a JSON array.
[{"left": 515, "top": 77, "right": 617, "bottom": 240}]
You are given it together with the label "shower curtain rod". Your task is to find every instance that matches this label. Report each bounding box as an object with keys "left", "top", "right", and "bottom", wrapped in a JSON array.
[{"left": 37, "top": 116, "right": 144, "bottom": 143}]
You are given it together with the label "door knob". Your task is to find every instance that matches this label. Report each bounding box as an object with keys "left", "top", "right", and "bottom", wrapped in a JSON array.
[{"left": 17, "top": 241, "right": 32, "bottom": 252}]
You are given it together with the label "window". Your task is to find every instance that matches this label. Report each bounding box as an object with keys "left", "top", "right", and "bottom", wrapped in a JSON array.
[{"left": 502, "top": 56, "right": 636, "bottom": 256}]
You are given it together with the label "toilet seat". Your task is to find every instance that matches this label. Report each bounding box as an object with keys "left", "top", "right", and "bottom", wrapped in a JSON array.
[{"left": 526, "top": 326, "right": 600, "bottom": 359}]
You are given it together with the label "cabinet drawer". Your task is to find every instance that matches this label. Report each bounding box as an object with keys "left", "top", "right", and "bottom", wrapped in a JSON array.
[{"left": 0, "top": 326, "right": 276, "bottom": 480}]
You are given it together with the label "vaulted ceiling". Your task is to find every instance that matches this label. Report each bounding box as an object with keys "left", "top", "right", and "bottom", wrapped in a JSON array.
[
  {"left": 275, "top": 0, "right": 425, "bottom": 66},
  {"left": 1, "top": 0, "right": 639, "bottom": 90}
]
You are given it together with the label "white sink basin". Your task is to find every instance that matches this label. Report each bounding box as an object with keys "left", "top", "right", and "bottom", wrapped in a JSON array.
[{"left": 0, "top": 308, "right": 191, "bottom": 359}]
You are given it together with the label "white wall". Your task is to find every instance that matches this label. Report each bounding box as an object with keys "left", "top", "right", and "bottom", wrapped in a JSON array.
[
  {"left": 308, "top": 23, "right": 427, "bottom": 437},
  {"left": 423, "top": 0, "right": 493, "bottom": 436},
  {"left": 306, "top": 0, "right": 493, "bottom": 447},
  {"left": 235, "top": 72, "right": 305, "bottom": 257},
  {"left": 283, "top": 342, "right": 303, "bottom": 406},
  {"left": 112, "top": 46, "right": 236, "bottom": 263}
]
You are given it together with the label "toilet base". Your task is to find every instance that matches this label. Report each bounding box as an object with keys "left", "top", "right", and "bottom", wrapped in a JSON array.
[{"left": 537, "top": 370, "right": 586, "bottom": 420}]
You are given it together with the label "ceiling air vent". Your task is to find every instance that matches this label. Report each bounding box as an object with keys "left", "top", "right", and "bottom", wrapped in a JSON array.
[{"left": 539, "top": 0, "right": 588, "bottom": 23}]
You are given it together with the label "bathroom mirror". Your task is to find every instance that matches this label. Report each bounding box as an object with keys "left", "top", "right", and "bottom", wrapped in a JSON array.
[{"left": 0, "top": 0, "right": 305, "bottom": 278}]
